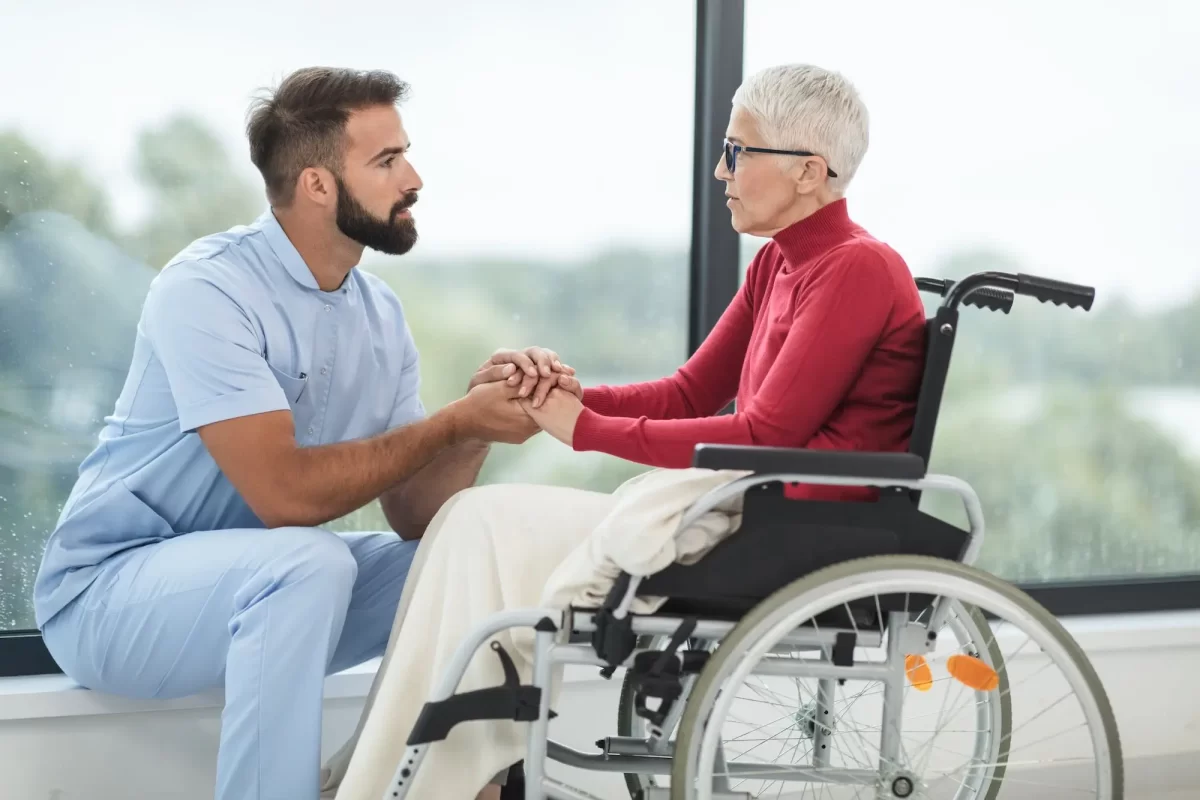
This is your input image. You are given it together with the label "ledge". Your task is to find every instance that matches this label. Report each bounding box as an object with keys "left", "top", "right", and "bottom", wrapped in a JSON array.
[
  {"left": 2, "top": 611, "right": 1196, "bottom": 723},
  {"left": 0, "top": 656, "right": 383, "bottom": 723},
  {"left": 0, "top": 655, "right": 609, "bottom": 723}
]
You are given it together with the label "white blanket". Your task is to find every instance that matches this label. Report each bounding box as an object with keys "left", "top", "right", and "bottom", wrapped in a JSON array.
[{"left": 322, "top": 467, "right": 748, "bottom": 800}]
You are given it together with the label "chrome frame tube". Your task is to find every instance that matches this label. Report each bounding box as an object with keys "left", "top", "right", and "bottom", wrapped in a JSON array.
[
  {"left": 880, "top": 612, "right": 910, "bottom": 777},
  {"left": 547, "top": 740, "right": 877, "bottom": 785},
  {"left": 524, "top": 628, "right": 556, "bottom": 800},
  {"left": 570, "top": 611, "right": 883, "bottom": 650}
]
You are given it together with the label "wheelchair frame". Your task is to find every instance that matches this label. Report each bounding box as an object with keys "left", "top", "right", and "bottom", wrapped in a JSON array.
[
  {"left": 389, "top": 471, "right": 983, "bottom": 800},
  {"left": 384, "top": 271, "right": 1101, "bottom": 800}
]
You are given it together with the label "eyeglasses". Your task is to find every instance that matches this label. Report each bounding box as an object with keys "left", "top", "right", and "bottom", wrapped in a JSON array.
[{"left": 723, "top": 138, "right": 838, "bottom": 178}]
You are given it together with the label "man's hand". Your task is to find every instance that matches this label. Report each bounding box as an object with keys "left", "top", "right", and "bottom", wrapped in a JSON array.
[
  {"left": 520, "top": 387, "right": 585, "bottom": 446},
  {"left": 449, "top": 379, "right": 540, "bottom": 444}
]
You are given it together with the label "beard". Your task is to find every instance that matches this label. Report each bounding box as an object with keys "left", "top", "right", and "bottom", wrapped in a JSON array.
[{"left": 333, "top": 173, "right": 418, "bottom": 255}]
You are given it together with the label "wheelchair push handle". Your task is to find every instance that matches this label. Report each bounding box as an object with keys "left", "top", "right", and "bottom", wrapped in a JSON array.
[
  {"left": 1015, "top": 272, "right": 1096, "bottom": 311},
  {"left": 939, "top": 270, "right": 1096, "bottom": 313},
  {"left": 915, "top": 277, "right": 1014, "bottom": 314}
]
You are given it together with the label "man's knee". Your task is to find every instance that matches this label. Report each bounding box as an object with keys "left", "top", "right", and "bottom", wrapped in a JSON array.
[{"left": 263, "top": 526, "right": 359, "bottom": 591}]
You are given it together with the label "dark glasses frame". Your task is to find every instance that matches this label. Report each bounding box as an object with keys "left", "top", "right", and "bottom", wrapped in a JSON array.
[{"left": 723, "top": 138, "right": 838, "bottom": 178}]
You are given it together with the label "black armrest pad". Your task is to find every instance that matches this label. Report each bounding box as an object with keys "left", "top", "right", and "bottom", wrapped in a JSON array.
[{"left": 692, "top": 444, "right": 926, "bottom": 481}]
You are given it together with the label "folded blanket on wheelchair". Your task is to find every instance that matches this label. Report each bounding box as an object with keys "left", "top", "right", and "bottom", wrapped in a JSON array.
[{"left": 321, "top": 467, "right": 749, "bottom": 800}]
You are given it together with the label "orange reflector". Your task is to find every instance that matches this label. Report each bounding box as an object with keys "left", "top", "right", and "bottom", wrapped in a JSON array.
[
  {"left": 905, "top": 654, "right": 933, "bottom": 691},
  {"left": 947, "top": 654, "right": 1000, "bottom": 691}
]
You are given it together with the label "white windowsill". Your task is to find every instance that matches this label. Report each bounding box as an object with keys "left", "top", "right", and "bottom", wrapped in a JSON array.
[
  {"left": 2, "top": 610, "right": 1197, "bottom": 723},
  {"left": 0, "top": 657, "right": 384, "bottom": 723}
]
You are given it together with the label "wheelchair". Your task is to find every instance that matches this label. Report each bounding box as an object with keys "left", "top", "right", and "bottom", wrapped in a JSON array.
[{"left": 390, "top": 271, "right": 1123, "bottom": 799}]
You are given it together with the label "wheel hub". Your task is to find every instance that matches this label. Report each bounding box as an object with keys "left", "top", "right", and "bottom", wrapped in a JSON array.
[
  {"left": 793, "top": 702, "right": 834, "bottom": 738},
  {"left": 889, "top": 774, "right": 916, "bottom": 798}
]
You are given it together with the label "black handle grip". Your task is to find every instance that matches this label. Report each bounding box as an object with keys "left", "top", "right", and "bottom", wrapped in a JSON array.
[
  {"left": 915, "top": 277, "right": 1013, "bottom": 313},
  {"left": 960, "top": 286, "right": 1014, "bottom": 314},
  {"left": 1016, "top": 273, "right": 1095, "bottom": 311}
]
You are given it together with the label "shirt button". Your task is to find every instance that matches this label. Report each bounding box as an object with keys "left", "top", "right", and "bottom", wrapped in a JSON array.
[
  {"left": 320, "top": 367, "right": 328, "bottom": 375},
  {"left": 307, "top": 426, "right": 315, "bottom": 435},
  {"left": 323, "top": 304, "right": 331, "bottom": 312}
]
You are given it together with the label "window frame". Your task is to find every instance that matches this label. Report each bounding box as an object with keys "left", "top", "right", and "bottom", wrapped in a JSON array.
[{"left": 3, "top": 0, "right": 1198, "bottom": 679}]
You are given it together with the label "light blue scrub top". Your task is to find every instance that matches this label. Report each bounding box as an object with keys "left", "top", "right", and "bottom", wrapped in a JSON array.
[{"left": 32, "top": 210, "right": 425, "bottom": 628}]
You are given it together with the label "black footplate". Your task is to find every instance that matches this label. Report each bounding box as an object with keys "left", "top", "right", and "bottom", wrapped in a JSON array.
[
  {"left": 406, "top": 641, "right": 554, "bottom": 745},
  {"left": 629, "top": 617, "right": 707, "bottom": 730}
]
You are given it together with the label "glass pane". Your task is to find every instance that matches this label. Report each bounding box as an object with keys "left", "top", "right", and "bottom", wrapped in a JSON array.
[
  {"left": 744, "top": 1, "right": 1200, "bottom": 582},
  {"left": 0, "top": 0, "right": 694, "bottom": 631}
]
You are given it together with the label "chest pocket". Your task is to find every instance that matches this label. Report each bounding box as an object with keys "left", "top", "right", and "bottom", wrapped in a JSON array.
[{"left": 267, "top": 363, "right": 314, "bottom": 434}]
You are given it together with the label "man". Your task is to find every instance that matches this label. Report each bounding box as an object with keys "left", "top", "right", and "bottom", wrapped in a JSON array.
[{"left": 32, "top": 67, "right": 564, "bottom": 800}]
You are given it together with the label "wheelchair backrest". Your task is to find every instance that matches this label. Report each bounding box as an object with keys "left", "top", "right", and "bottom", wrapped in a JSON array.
[{"left": 907, "top": 305, "right": 957, "bottom": 467}]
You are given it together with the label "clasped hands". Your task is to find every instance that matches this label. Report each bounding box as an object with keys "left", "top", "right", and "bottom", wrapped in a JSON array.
[{"left": 462, "top": 346, "right": 583, "bottom": 445}]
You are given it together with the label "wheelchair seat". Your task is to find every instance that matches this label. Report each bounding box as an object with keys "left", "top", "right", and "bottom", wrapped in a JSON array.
[{"left": 637, "top": 483, "right": 967, "bottom": 621}]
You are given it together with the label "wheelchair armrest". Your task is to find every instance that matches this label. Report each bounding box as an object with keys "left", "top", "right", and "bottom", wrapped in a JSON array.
[{"left": 692, "top": 444, "right": 926, "bottom": 481}]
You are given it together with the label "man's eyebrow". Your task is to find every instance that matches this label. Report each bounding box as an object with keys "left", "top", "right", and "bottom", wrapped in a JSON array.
[{"left": 367, "top": 144, "right": 409, "bottom": 164}]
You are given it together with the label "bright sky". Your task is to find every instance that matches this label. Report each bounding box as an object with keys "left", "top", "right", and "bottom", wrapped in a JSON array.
[{"left": 2, "top": 0, "right": 1197, "bottom": 308}]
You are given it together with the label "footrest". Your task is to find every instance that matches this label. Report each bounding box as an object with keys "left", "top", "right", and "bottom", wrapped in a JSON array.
[{"left": 406, "top": 642, "right": 555, "bottom": 745}]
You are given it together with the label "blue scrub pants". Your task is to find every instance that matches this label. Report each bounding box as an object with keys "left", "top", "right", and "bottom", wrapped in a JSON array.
[{"left": 41, "top": 526, "right": 419, "bottom": 800}]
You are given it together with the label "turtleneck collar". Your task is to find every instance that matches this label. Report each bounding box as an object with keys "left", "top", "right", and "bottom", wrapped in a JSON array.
[{"left": 771, "top": 198, "right": 857, "bottom": 271}]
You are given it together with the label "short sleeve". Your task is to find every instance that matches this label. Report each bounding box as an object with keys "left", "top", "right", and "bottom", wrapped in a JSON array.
[
  {"left": 387, "top": 316, "right": 426, "bottom": 429},
  {"left": 142, "top": 266, "right": 290, "bottom": 433}
]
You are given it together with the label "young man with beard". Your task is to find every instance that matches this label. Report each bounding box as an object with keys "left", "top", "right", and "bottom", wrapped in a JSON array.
[{"left": 31, "top": 67, "right": 545, "bottom": 800}]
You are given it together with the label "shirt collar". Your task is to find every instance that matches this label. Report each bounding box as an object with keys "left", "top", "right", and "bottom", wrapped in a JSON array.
[{"left": 256, "top": 207, "right": 325, "bottom": 292}]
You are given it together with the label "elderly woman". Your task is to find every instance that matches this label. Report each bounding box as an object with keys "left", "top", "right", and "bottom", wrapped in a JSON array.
[
  {"left": 518, "top": 62, "right": 926, "bottom": 499},
  {"left": 332, "top": 63, "right": 927, "bottom": 800}
]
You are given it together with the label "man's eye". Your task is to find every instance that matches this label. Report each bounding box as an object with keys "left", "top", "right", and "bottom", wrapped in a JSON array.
[{"left": 382, "top": 156, "right": 395, "bottom": 167}]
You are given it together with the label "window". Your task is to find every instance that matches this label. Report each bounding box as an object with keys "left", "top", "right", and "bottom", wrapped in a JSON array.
[
  {"left": 744, "top": 0, "right": 1200, "bottom": 583},
  {"left": 0, "top": 1, "right": 695, "bottom": 633}
]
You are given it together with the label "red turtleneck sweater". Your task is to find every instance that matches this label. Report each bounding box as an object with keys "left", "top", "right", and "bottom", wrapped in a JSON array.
[{"left": 571, "top": 199, "right": 927, "bottom": 501}]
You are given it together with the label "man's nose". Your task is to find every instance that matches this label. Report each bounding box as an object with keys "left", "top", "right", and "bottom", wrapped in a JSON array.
[{"left": 403, "top": 161, "right": 423, "bottom": 193}]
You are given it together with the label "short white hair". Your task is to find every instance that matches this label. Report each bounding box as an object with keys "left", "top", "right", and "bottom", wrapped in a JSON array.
[{"left": 732, "top": 64, "right": 869, "bottom": 195}]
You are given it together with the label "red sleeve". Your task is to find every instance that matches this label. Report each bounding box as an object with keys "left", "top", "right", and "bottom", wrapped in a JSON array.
[
  {"left": 580, "top": 257, "right": 757, "bottom": 420},
  {"left": 572, "top": 246, "right": 895, "bottom": 467}
]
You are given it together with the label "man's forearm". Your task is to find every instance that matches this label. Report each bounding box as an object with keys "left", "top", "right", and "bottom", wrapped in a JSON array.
[
  {"left": 380, "top": 438, "right": 490, "bottom": 539},
  {"left": 264, "top": 408, "right": 464, "bottom": 528}
]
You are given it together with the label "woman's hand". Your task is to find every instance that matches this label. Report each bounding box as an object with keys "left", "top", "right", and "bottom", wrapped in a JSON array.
[
  {"left": 468, "top": 346, "right": 574, "bottom": 400},
  {"left": 520, "top": 387, "right": 584, "bottom": 445},
  {"left": 468, "top": 347, "right": 583, "bottom": 407}
]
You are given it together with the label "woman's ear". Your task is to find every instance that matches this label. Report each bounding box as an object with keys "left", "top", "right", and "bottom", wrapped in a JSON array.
[{"left": 792, "top": 157, "right": 828, "bottom": 196}]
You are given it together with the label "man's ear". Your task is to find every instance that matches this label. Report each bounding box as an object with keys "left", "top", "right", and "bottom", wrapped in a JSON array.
[{"left": 296, "top": 166, "right": 336, "bottom": 208}]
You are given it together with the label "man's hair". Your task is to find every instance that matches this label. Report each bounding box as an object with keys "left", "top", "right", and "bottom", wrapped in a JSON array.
[
  {"left": 732, "top": 64, "right": 869, "bottom": 196},
  {"left": 245, "top": 67, "right": 410, "bottom": 206}
]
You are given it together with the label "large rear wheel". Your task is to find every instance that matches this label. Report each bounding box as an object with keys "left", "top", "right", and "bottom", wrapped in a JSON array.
[{"left": 670, "top": 555, "right": 1121, "bottom": 800}]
